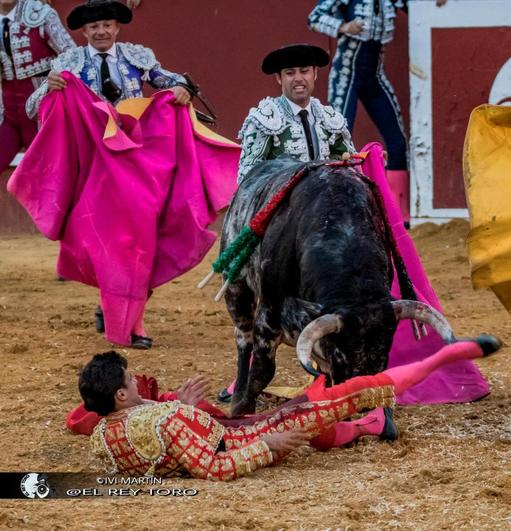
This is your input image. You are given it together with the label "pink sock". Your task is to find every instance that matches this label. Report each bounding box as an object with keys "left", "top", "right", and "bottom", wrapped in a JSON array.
[
  {"left": 384, "top": 341, "right": 483, "bottom": 395},
  {"left": 311, "top": 408, "right": 386, "bottom": 450},
  {"left": 132, "top": 305, "right": 146, "bottom": 337},
  {"left": 333, "top": 408, "right": 386, "bottom": 445},
  {"left": 132, "top": 291, "right": 153, "bottom": 337}
]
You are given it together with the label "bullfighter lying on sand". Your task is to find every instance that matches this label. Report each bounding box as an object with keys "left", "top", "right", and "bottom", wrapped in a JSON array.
[{"left": 80, "top": 335, "right": 500, "bottom": 481}]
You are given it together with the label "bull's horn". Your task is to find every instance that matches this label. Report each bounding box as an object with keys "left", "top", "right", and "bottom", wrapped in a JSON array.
[
  {"left": 296, "top": 314, "right": 343, "bottom": 375},
  {"left": 392, "top": 300, "right": 456, "bottom": 344}
]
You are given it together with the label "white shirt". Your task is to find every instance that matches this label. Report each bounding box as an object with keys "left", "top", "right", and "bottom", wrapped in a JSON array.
[
  {"left": 0, "top": 7, "right": 16, "bottom": 24},
  {"left": 285, "top": 96, "right": 320, "bottom": 159},
  {"left": 88, "top": 43, "right": 122, "bottom": 89}
]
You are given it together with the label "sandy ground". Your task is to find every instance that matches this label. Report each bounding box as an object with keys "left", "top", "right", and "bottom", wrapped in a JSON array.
[{"left": 0, "top": 219, "right": 510, "bottom": 530}]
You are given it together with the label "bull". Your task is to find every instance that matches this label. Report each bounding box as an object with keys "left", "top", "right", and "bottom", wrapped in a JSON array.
[{"left": 220, "top": 157, "right": 453, "bottom": 415}]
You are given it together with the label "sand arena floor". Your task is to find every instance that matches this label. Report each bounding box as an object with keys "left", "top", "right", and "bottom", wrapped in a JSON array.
[{"left": 0, "top": 220, "right": 510, "bottom": 529}]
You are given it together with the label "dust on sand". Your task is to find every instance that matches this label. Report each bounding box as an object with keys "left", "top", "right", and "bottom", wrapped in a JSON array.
[{"left": 0, "top": 220, "right": 510, "bottom": 530}]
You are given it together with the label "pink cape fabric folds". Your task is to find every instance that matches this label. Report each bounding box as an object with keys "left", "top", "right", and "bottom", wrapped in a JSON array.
[
  {"left": 8, "top": 74, "right": 240, "bottom": 345},
  {"left": 361, "top": 142, "right": 489, "bottom": 404}
]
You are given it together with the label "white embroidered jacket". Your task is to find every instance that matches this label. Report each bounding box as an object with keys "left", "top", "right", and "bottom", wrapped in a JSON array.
[{"left": 237, "top": 95, "right": 355, "bottom": 182}]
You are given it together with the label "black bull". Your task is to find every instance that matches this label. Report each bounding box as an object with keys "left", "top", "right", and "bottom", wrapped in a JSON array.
[{"left": 221, "top": 157, "right": 450, "bottom": 415}]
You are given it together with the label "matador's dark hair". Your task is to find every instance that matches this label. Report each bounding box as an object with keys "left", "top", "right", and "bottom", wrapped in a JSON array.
[{"left": 79, "top": 351, "right": 127, "bottom": 416}]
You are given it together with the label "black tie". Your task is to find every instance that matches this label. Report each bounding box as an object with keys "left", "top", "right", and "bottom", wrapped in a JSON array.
[
  {"left": 2, "top": 18, "right": 12, "bottom": 58},
  {"left": 98, "top": 53, "right": 118, "bottom": 103},
  {"left": 298, "top": 109, "right": 315, "bottom": 160}
]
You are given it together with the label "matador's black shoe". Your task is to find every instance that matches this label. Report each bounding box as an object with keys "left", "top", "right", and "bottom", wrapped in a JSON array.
[
  {"left": 130, "top": 334, "right": 153, "bottom": 350},
  {"left": 95, "top": 307, "right": 105, "bottom": 333},
  {"left": 217, "top": 387, "right": 232, "bottom": 403},
  {"left": 472, "top": 334, "right": 502, "bottom": 356},
  {"left": 379, "top": 407, "right": 399, "bottom": 441}
]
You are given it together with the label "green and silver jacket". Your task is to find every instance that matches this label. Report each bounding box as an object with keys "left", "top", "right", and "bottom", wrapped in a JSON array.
[{"left": 237, "top": 95, "right": 355, "bottom": 182}]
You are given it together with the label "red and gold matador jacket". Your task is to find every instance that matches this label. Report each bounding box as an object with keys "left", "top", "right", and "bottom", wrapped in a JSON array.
[
  {"left": 91, "top": 402, "right": 275, "bottom": 482},
  {"left": 90, "top": 375, "right": 395, "bottom": 482}
]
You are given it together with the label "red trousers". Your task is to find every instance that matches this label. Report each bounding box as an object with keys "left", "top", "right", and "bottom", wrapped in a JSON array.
[{"left": 0, "top": 78, "right": 38, "bottom": 174}]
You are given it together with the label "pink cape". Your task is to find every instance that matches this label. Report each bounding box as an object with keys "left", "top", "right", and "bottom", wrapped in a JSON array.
[
  {"left": 361, "top": 142, "right": 489, "bottom": 403},
  {"left": 8, "top": 74, "right": 240, "bottom": 345}
]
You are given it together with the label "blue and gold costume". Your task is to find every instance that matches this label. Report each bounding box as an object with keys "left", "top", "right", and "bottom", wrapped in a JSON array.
[
  {"left": 308, "top": 0, "right": 407, "bottom": 171},
  {"left": 26, "top": 42, "right": 185, "bottom": 117}
]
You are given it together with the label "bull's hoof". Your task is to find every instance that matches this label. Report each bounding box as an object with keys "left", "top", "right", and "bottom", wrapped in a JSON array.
[
  {"left": 473, "top": 334, "right": 502, "bottom": 356},
  {"left": 379, "top": 407, "right": 399, "bottom": 441},
  {"left": 217, "top": 388, "right": 232, "bottom": 403},
  {"left": 230, "top": 400, "right": 256, "bottom": 417}
]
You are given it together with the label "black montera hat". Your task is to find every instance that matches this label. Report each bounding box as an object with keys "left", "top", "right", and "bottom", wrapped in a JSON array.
[
  {"left": 262, "top": 44, "right": 330, "bottom": 75},
  {"left": 67, "top": 0, "right": 132, "bottom": 31}
]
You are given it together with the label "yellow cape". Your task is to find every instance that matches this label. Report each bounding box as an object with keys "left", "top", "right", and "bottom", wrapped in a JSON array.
[{"left": 463, "top": 104, "right": 511, "bottom": 312}]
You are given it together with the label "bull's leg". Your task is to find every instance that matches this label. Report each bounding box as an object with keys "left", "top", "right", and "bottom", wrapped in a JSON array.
[
  {"left": 231, "top": 304, "right": 282, "bottom": 416},
  {"left": 224, "top": 281, "right": 255, "bottom": 407}
]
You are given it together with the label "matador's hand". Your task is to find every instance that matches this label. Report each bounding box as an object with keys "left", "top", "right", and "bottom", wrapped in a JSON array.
[
  {"left": 170, "top": 86, "right": 192, "bottom": 105},
  {"left": 176, "top": 375, "right": 211, "bottom": 406},
  {"left": 260, "top": 431, "right": 310, "bottom": 454},
  {"left": 339, "top": 20, "right": 365, "bottom": 37},
  {"left": 48, "top": 71, "right": 67, "bottom": 91},
  {"left": 126, "top": 0, "right": 142, "bottom": 8}
]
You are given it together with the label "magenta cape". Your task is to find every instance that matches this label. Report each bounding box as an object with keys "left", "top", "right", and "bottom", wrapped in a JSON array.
[
  {"left": 8, "top": 74, "right": 240, "bottom": 345},
  {"left": 361, "top": 143, "right": 488, "bottom": 404}
]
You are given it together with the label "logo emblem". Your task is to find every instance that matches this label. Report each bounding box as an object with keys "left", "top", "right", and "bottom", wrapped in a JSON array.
[{"left": 20, "top": 473, "right": 51, "bottom": 499}]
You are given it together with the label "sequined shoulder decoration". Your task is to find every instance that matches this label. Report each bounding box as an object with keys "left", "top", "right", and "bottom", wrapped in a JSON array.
[
  {"left": 52, "top": 47, "right": 86, "bottom": 74},
  {"left": 118, "top": 42, "right": 158, "bottom": 71},
  {"left": 90, "top": 419, "right": 109, "bottom": 460},
  {"left": 240, "top": 97, "right": 286, "bottom": 136},
  {"left": 21, "top": 0, "right": 53, "bottom": 28},
  {"left": 125, "top": 402, "right": 180, "bottom": 462},
  {"left": 312, "top": 97, "right": 349, "bottom": 133}
]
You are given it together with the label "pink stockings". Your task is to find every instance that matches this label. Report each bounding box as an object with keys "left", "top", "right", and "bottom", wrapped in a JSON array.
[
  {"left": 308, "top": 340, "right": 488, "bottom": 450},
  {"left": 382, "top": 341, "right": 484, "bottom": 395}
]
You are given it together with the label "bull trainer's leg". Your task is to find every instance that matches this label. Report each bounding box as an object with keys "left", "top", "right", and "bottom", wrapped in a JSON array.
[
  {"left": 224, "top": 281, "right": 255, "bottom": 406},
  {"left": 231, "top": 304, "right": 281, "bottom": 416},
  {"left": 224, "top": 372, "right": 395, "bottom": 462},
  {"left": 309, "top": 407, "right": 397, "bottom": 451},
  {"left": 227, "top": 336, "right": 500, "bottom": 459},
  {"left": 306, "top": 337, "right": 499, "bottom": 403}
]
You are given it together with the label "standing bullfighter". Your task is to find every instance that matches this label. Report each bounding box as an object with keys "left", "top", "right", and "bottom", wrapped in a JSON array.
[
  {"left": 220, "top": 44, "right": 399, "bottom": 445},
  {"left": 23, "top": 0, "right": 193, "bottom": 349},
  {"left": 0, "top": 0, "right": 74, "bottom": 174},
  {"left": 26, "top": 0, "right": 191, "bottom": 119},
  {"left": 9, "top": 1, "right": 240, "bottom": 351},
  {"left": 237, "top": 43, "right": 355, "bottom": 183}
]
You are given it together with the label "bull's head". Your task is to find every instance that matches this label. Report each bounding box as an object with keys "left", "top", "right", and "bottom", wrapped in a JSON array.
[{"left": 296, "top": 300, "right": 455, "bottom": 383}]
